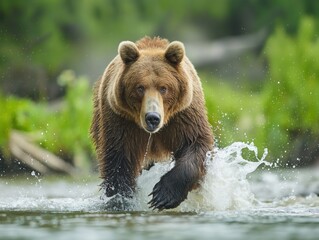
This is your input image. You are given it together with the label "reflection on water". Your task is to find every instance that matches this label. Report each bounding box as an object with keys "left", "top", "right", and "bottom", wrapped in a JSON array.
[
  {"left": 1, "top": 142, "right": 319, "bottom": 240},
  {"left": 1, "top": 209, "right": 319, "bottom": 240}
]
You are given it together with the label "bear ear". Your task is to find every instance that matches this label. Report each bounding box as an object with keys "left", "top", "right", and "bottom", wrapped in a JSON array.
[
  {"left": 165, "top": 41, "right": 185, "bottom": 65},
  {"left": 118, "top": 41, "right": 140, "bottom": 64}
]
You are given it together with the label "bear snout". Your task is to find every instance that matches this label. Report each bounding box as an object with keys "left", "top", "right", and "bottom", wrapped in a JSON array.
[{"left": 145, "top": 112, "right": 161, "bottom": 132}]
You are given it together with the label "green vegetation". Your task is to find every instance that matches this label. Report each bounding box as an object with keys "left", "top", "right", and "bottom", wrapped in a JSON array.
[
  {"left": 0, "top": 71, "right": 93, "bottom": 169},
  {"left": 203, "top": 80, "right": 263, "bottom": 147},
  {"left": 260, "top": 17, "right": 319, "bottom": 165},
  {"left": 0, "top": 95, "right": 31, "bottom": 155},
  {"left": 1, "top": 0, "right": 318, "bottom": 94},
  {"left": 206, "top": 17, "right": 319, "bottom": 165}
]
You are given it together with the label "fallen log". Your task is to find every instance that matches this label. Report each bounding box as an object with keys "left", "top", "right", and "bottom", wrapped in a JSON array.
[
  {"left": 186, "top": 29, "right": 267, "bottom": 67},
  {"left": 9, "top": 130, "right": 78, "bottom": 176}
]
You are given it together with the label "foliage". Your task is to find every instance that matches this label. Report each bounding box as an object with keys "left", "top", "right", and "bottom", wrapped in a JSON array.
[
  {"left": 202, "top": 78, "right": 263, "bottom": 147},
  {"left": 0, "top": 95, "right": 32, "bottom": 155},
  {"left": 0, "top": 0, "right": 232, "bottom": 81},
  {"left": 260, "top": 17, "right": 319, "bottom": 162},
  {"left": 1, "top": 0, "right": 319, "bottom": 90},
  {"left": 0, "top": 71, "right": 93, "bottom": 168}
]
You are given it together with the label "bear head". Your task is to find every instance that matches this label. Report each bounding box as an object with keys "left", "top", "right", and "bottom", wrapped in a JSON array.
[{"left": 109, "top": 37, "right": 194, "bottom": 133}]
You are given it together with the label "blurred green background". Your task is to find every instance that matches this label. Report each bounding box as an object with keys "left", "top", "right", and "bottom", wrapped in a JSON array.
[{"left": 1, "top": 0, "right": 319, "bottom": 175}]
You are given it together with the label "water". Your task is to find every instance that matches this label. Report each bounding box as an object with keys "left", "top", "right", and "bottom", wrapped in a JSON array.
[{"left": 1, "top": 142, "right": 319, "bottom": 240}]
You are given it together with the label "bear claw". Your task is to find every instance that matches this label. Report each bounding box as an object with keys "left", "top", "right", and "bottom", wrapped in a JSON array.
[{"left": 148, "top": 179, "right": 185, "bottom": 210}]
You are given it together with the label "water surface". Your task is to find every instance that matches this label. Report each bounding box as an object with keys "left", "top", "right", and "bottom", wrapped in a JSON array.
[{"left": 1, "top": 142, "right": 319, "bottom": 240}]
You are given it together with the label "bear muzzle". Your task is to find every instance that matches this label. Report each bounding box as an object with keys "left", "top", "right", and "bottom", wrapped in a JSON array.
[
  {"left": 145, "top": 112, "right": 161, "bottom": 132},
  {"left": 140, "top": 90, "right": 164, "bottom": 133}
]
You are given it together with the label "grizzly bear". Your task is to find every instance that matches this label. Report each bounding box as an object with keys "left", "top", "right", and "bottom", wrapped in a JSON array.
[{"left": 90, "top": 37, "right": 214, "bottom": 210}]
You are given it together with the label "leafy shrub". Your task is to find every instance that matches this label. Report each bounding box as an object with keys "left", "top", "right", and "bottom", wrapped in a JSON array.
[
  {"left": 261, "top": 17, "right": 319, "bottom": 165},
  {"left": 0, "top": 95, "right": 32, "bottom": 155}
]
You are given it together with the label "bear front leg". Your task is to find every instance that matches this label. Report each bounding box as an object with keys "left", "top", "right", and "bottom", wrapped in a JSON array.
[
  {"left": 149, "top": 143, "right": 208, "bottom": 210},
  {"left": 99, "top": 145, "right": 139, "bottom": 211},
  {"left": 99, "top": 143, "right": 137, "bottom": 199}
]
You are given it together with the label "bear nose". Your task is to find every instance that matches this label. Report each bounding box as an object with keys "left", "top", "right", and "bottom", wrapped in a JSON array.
[{"left": 145, "top": 112, "right": 161, "bottom": 132}]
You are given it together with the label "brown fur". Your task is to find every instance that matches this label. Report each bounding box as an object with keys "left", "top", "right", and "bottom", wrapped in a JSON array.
[{"left": 90, "top": 37, "right": 214, "bottom": 210}]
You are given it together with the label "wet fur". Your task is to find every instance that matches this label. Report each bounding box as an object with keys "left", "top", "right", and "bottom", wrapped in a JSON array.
[{"left": 90, "top": 37, "right": 214, "bottom": 210}]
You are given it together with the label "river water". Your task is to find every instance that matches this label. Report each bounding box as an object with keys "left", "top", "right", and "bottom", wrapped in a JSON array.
[{"left": 1, "top": 142, "right": 319, "bottom": 240}]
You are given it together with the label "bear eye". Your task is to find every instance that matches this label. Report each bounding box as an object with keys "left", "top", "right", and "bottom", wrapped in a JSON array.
[
  {"left": 136, "top": 85, "right": 145, "bottom": 95},
  {"left": 159, "top": 86, "right": 167, "bottom": 95}
]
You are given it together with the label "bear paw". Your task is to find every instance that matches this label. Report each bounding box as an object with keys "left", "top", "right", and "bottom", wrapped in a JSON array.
[{"left": 148, "top": 176, "right": 187, "bottom": 211}]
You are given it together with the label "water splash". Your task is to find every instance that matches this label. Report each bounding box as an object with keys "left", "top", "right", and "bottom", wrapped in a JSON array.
[
  {"left": 0, "top": 180, "right": 102, "bottom": 212},
  {"left": 142, "top": 133, "right": 152, "bottom": 168},
  {"left": 135, "top": 142, "right": 269, "bottom": 212},
  {"left": 190, "top": 142, "right": 269, "bottom": 212}
]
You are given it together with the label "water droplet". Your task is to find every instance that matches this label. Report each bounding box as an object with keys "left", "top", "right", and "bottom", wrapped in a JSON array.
[{"left": 142, "top": 134, "right": 152, "bottom": 167}]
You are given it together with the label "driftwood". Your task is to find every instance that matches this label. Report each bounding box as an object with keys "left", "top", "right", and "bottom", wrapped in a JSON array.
[
  {"left": 9, "top": 130, "right": 78, "bottom": 176},
  {"left": 186, "top": 29, "right": 267, "bottom": 67}
]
